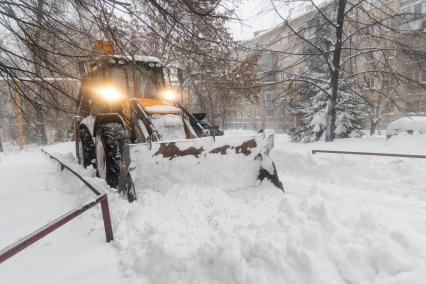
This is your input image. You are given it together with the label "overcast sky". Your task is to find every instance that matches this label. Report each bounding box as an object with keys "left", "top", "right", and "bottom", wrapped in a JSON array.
[
  {"left": 227, "top": 0, "right": 313, "bottom": 41},
  {"left": 227, "top": 0, "right": 282, "bottom": 41}
]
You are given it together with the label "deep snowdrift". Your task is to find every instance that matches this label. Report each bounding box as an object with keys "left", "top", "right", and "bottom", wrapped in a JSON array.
[{"left": 1, "top": 133, "right": 426, "bottom": 283}]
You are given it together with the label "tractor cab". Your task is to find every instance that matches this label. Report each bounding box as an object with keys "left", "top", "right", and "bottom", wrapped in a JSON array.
[{"left": 78, "top": 54, "right": 169, "bottom": 116}]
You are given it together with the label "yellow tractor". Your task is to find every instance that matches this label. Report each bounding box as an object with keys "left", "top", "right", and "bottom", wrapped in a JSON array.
[{"left": 75, "top": 42, "right": 283, "bottom": 202}]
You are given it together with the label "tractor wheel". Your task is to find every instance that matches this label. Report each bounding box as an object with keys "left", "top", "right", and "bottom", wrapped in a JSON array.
[
  {"left": 78, "top": 127, "right": 95, "bottom": 168},
  {"left": 95, "top": 123, "right": 129, "bottom": 188}
]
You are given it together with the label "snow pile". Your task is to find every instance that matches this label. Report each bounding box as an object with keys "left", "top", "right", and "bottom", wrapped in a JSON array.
[
  {"left": 128, "top": 134, "right": 270, "bottom": 192},
  {"left": 107, "top": 133, "right": 426, "bottom": 283},
  {"left": 150, "top": 114, "right": 187, "bottom": 141},
  {"left": 112, "top": 133, "right": 426, "bottom": 283},
  {"left": 2, "top": 134, "right": 426, "bottom": 283},
  {"left": 386, "top": 116, "right": 426, "bottom": 137}
]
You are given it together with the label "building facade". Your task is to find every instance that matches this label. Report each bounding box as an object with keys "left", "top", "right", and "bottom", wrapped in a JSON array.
[{"left": 224, "top": 0, "right": 426, "bottom": 132}]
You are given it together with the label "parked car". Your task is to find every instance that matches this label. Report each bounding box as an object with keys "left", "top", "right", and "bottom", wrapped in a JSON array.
[{"left": 386, "top": 116, "right": 426, "bottom": 138}]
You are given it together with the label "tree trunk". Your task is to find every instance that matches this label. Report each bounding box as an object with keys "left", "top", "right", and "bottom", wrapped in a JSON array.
[
  {"left": 369, "top": 115, "right": 376, "bottom": 136},
  {"left": 32, "top": 0, "right": 48, "bottom": 145},
  {"left": 324, "top": 0, "right": 347, "bottom": 142},
  {"left": 370, "top": 125, "right": 376, "bottom": 136},
  {"left": 221, "top": 94, "right": 226, "bottom": 130},
  {"left": 192, "top": 83, "right": 203, "bottom": 113},
  {"left": 207, "top": 92, "right": 215, "bottom": 124},
  {"left": 325, "top": 93, "right": 337, "bottom": 141},
  {"left": 34, "top": 102, "right": 48, "bottom": 145},
  {"left": 0, "top": 134, "right": 3, "bottom": 152}
]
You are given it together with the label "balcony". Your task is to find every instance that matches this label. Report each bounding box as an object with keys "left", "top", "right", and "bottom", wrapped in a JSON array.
[{"left": 258, "top": 52, "right": 279, "bottom": 73}]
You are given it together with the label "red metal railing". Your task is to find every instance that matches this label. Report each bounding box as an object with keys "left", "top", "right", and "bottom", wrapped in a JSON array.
[
  {"left": 0, "top": 149, "right": 113, "bottom": 264},
  {"left": 312, "top": 149, "right": 426, "bottom": 159}
]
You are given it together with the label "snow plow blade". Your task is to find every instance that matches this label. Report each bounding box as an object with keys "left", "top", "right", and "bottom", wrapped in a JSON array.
[{"left": 119, "top": 134, "right": 283, "bottom": 201}]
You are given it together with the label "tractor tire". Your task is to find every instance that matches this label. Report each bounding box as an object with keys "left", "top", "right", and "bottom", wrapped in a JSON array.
[
  {"left": 95, "top": 123, "right": 129, "bottom": 188},
  {"left": 78, "top": 127, "right": 95, "bottom": 168}
]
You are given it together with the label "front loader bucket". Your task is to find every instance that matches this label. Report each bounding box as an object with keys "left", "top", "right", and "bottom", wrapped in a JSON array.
[{"left": 119, "top": 134, "right": 283, "bottom": 201}]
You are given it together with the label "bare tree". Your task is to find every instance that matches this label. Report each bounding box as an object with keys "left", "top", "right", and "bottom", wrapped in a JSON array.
[
  {"left": 269, "top": 0, "right": 426, "bottom": 141},
  {"left": 0, "top": 0, "right": 251, "bottom": 145},
  {"left": 110, "top": 0, "right": 259, "bottom": 122}
]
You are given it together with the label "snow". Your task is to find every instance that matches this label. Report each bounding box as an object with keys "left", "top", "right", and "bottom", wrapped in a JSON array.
[
  {"left": 0, "top": 145, "right": 118, "bottom": 283},
  {"left": 108, "top": 54, "right": 162, "bottom": 64},
  {"left": 81, "top": 115, "right": 95, "bottom": 135},
  {"left": 386, "top": 116, "right": 426, "bottom": 137},
  {"left": 127, "top": 134, "right": 273, "bottom": 192},
  {"left": 150, "top": 114, "right": 187, "bottom": 141},
  {"left": 133, "top": 55, "right": 161, "bottom": 63},
  {"left": 2, "top": 133, "right": 426, "bottom": 283},
  {"left": 143, "top": 105, "right": 181, "bottom": 114}
]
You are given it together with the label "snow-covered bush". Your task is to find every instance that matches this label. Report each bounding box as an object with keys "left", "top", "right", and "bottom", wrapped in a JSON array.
[{"left": 289, "top": 86, "right": 363, "bottom": 143}]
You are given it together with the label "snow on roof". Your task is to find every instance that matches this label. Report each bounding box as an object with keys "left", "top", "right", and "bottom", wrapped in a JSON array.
[
  {"left": 386, "top": 116, "right": 426, "bottom": 136},
  {"left": 143, "top": 105, "right": 181, "bottom": 114},
  {"left": 103, "top": 54, "right": 162, "bottom": 64},
  {"left": 132, "top": 55, "right": 162, "bottom": 63}
]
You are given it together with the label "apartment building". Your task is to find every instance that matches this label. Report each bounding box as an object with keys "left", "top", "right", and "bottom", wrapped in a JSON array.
[{"left": 224, "top": 0, "right": 426, "bottom": 132}]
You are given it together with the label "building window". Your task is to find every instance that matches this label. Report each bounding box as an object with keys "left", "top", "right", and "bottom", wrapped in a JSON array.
[
  {"left": 406, "top": 100, "right": 418, "bottom": 112},
  {"left": 400, "top": 0, "right": 425, "bottom": 16},
  {"left": 239, "top": 111, "right": 245, "bottom": 118},
  {"left": 384, "top": 102, "right": 395, "bottom": 113},
  {"left": 365, "top": 54, "right": 374, "bottom": 63},
  {"left": 362, "top": 0, "right": 374, "bottom": 11},
  {"left": 387, "top": 49, "right": 396, "bottom": 58},
  {"left": 255, "top": 109, "right": 261, "bottom": 118},
  {"left": 382, "top": 74, "right": 393, "bottom": 87},
  {"left": 267, "top": 109, "right": 274, "bottom": 117},
  {"left": 303, "top": 27, "right": 315, "bottom": 39},
  {"left": 246, "top": 110, "right": 251, "bottom": 117},
  {"left": 346, "top": 6, "right": 356, "bottom": 16},
  {"left": 280, "top": 72, "right": 286, "bottom": 80},
  {"left": 264, "top": 91, "right": 272, "bottom": 101},
  {"left": 416, "top": 70, "right": 426, "bottom": 83},
  {"left": 366, "top": 77, "right": 377, "bottom": 89},
  {"left": 414, "top": 2, "right": 422, "bottom": 14}
]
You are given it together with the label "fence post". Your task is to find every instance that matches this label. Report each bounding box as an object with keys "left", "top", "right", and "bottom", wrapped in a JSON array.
[{"left": 100, "top": 197, "right": 114, "bottom": 242}]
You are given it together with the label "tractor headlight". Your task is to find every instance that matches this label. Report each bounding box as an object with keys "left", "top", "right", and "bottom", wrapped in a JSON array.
[
  {"left": 97, "top": 87, "right": 122, "bottom": 102},
  {"left": 162, "top": 90, "right": 176, "bottom": 101}
]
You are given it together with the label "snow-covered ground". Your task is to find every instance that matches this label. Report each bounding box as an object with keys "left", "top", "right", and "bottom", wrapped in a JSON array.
[
  {"left": 1, "top": 133, "right": 426, "bottom": 283},
  {"left": 0, "top": 146, "right": 119, "bottom": 283}
]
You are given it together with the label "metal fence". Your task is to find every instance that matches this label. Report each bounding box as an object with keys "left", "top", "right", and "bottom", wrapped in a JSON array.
[
  {"left": 0, "top": 149, "right": 113, "bottom": 264},
  {"left": 312, "top": 149, "right": 426, "bottom": 159}
]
